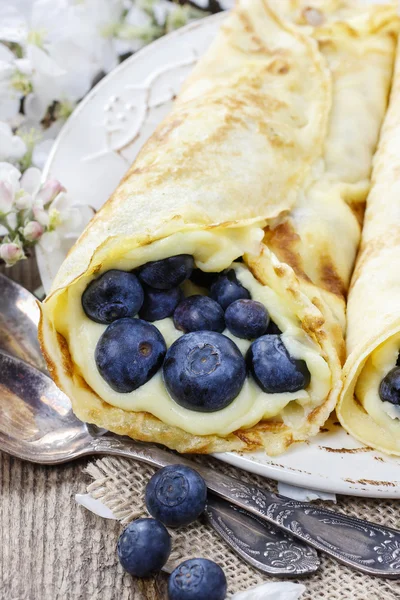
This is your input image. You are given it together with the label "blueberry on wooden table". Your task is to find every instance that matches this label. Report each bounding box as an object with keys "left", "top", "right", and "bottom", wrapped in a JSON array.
[
  {"left": 210, "top": 269, "right": 250, "bottom": 310},
  {"left": 247, "top": 334, "right": 311, "bottom": 393},
  {"left": 95, "top": 318, "right": 166, "bottom": 393},
  {"left": 225, "top": 299, "right": 269, "bottom": 339},
  {"left": 379, "top": 367, "right": 400, "bottom": 405},
  {"left": 137, "top": 255, "right": 194, "bottom": 289},
  {"left": 139, "top": 286, "right": 183, "bottom": 322},
  {"left": 173, "top": 295, "right": 225, "bottom": 333},
  {"left": 145, "top": 465, "right": 207, "bottom": 528},
  {"left": 82, "top": 270, "right": 144, "bottom": 324},
  {"left": 163, "top": 331, "right": 246, "bottom": 412},
  {"left": 168, "top": 558, "right": 227, "bottom": 600},
  {"left": 117, "top": 518, "right": 171, "bottom": 577}
]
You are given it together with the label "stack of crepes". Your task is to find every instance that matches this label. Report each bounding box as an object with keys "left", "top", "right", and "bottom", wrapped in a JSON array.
[
  {"left": 338, "top": 40, "right": 400, "bottom": 456},
  {"left": 39, "top": 0, "right": 399, "bottom": 455}
]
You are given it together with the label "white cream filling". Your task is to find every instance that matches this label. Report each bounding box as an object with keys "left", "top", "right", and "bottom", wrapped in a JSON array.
[
  {"left": 355, "top": 335, "right": 400, "bottom": 425},
  {"left": 59, "top": 228, "right": 330, "bottom": 436}
]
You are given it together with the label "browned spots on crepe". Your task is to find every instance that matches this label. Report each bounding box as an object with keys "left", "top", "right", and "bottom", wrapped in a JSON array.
[
  {"left": 264, "top": 221, "right": 311, "bottom": 283},
  {"left": 348, "top": 200, "right": 365, "bottom": 227},
  {"left": 56, "top": 333, "right": 74, "bottom": 379},
  {"left": 319, "top": 255, "right": 346, "bottom": 298},
  {"left": 75, "top": 374, "right": 102, "bottom": 399},
  {"left": 350, "top": 228, "right": 400, "bottom": 291},
  {"left": 91, "top": 264, "right": 102, "bottom": 276},
  {"left": 152, "top": 119, "right": 183, "bottom": 144},
  {"left": 236, "top": 10, "right": 274, "bottom": 54}
]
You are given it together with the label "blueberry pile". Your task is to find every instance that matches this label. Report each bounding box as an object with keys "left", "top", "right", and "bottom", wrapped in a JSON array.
[
  {"left": 117, "top": 465, "right": 227, "bottom": 600},
  {"left": 82, "top": 255, "right": 311, "bottom": 410}
]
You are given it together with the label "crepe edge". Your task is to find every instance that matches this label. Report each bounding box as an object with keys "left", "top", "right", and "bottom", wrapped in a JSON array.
[{"left": 39, "top": 239, "right": 342, "bottom": 456}]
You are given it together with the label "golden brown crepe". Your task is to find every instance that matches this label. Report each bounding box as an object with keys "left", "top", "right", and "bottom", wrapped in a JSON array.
[
  {"left": 39, "top": 0, "right": 399, "bottom": 455},
  {"left": 338, "top": 41, "right": 400, "bottom": 456}
]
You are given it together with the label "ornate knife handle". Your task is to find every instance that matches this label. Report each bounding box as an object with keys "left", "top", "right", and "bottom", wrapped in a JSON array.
[
  {"left": 212, "top": 479, "right": 400, "bottom": 578},
  {"left": 91, "top": 436, "right": 400, "bottom": 578}
]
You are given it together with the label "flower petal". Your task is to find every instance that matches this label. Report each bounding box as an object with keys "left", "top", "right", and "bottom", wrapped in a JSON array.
[
  {"left": 0, "top": 180, "right": 14, "bottom": 212},
  {"left": 14, "top": 192, "right": 32, "bottom": 210},
  {"left": 32, "top": 138, "right": 54, "bottom": 170},
  {"left": 0, "top": 122, "right": 27, "bottom": 162},
  {"left": 38, "top": 230, "right": 60, "bottom": 253},
  {"left": 0, "top": 43, "right": 16, "bottom": 63},
  {"left": 0, "top": 5, "right": 27, "bottom": 44},
  {"left": 0, "top": 161, "right": 21, "bottom": 194},
  {"left": 20, "top": 166, "right": 42, "bottom": 196},
  {"left": 36, "top": 178, "right": 65, "bottom": 206},
  {"left": 23, "top": 93, "right": 48, "bottom": 123}
]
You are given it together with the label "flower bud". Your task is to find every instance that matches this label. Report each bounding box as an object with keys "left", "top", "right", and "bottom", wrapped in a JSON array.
[
  {"left": 33, "top": 204, "right": 50, "bottom": 227},
  {"left": 23, "top": 220, "right": 44, "bottom": 242},
  {"left": 36, "top": 179, "right": 65, "bottom": 205},
  {"left": 0, "top": 242, "right": 25, "bottom": 266},
  {"left": 14, "top": 193, "right": 32, "bottom": 211}
]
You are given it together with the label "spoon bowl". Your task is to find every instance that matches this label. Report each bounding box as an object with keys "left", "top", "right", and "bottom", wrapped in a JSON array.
[
  {"left": 0, "top": 273, "right": 47, "bottom": 372},
  {"left": 0, "top": 350, "right": 93, "bottom": 463}
]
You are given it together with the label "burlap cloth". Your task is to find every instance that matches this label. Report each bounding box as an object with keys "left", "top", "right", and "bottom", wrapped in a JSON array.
[{"left": 85, "top": 455, "right": 400, "bottom": 599}]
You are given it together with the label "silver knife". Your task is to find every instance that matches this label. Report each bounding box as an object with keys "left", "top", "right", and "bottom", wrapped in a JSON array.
[
  {"left": 204, "top": 494, "right": 319, "bottom": 576},
  {"left": 89, "top": 437, "right": 400, "bottom": 578}
]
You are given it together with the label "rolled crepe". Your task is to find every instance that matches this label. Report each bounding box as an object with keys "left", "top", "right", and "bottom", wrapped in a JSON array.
[
  {"left": 39, "top": 0, "right": 398, "bottom": 455},
  {"left": 338, "top": 41, "right": 400, "bottom": 455}
]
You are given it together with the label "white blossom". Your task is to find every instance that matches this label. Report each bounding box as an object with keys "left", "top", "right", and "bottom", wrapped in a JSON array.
[
  {"left": 0, "top": 162, "right": 22, "bottom": 197},
  {"left": 0, "top": 121, "right": 27, "bottom": 163},
  {"left": 31, "top": 138, "right": 54, "bottom": 169},
  {"left": 0, "top": 180, "right": 13, "bottom": 214},
  {"left": 0, "top": 240, "right": 25, "bottom": 266},
  {"left": 0, "top": 43, "right": 23, "bottom": 121}
]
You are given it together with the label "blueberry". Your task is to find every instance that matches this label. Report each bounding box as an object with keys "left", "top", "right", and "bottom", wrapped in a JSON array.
[
  {"left": 189, "top": 269, "right": 218, "bottom": 288},
  {"left": 379, "top": 367, "right": 400, "bottom": 406},
  {"left": 247, "top": 335, "right": 311, "bottom": 393},
  {"left": 266, "top": 319, "right": 282, "bottom": 335},
  {"left": 82, "top": 270, "right": 144, "bottom": 324},
  {"left": 146, "top": 465, "right": 207, "bottom": 528},
  {"left": 139, "top": 286, "right": 183, "bottom": 322},
  {"left": 95, "top": 318, "right": 166, "bottom": 393},
  {"left": 163, "top": 331, "right": 246, "bottom": 412},
  {"left": 210, "top": 269, "right": 250, "bottom": 309},
  {"left": 225, "top": 299, "right": 269, "bottom": 339},
  {"left": 168, "top": 558, "right": 226, "bottom": 600},
  {"left": 173, "top": 296, "right": 225, "bottom": 333},
  {"left": 137, "top": 255, "right": 194, "bottom": 290},
  {"left": 117, "top": 518, "right": 171, "bottom": 577}
]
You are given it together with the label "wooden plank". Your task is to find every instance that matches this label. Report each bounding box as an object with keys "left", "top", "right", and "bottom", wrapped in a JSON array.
[{"left": 0, "top": 454, "right": 168, "bottom": 599}]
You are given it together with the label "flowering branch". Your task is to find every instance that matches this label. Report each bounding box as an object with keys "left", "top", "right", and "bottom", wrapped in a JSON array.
[{"left": 0, "top": 0, "right": 218, "bottom": 266}]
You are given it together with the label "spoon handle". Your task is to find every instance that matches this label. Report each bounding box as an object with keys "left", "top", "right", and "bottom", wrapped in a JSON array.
[
  {"left": 90, "top": 436, "right": 400, "bottom": 578},
  {"left": 204, "top": 494, "right": 319, "bottom": 576}
]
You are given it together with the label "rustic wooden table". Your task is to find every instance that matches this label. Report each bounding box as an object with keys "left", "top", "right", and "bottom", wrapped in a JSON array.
[{"left": 0, "top": 258, "right": 168, "bottom": 599}]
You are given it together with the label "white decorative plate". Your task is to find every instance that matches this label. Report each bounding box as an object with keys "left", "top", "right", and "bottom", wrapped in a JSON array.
[{"left": 39, "top": 13, "right": 400, "bottom": 498}]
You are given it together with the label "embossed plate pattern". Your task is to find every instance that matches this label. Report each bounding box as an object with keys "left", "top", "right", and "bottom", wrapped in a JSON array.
[{"left": 39, "top": 13, "right": 400, "bottom": 498}]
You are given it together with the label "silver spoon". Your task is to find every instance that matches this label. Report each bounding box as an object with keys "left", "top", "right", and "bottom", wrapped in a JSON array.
[
  {"left": 2, "top": 278, "right": 400, "bottom": 577},
  {"left": 0, "top": 275, "right": 319, "bottom": 576},
  {"left": 0, "top": 273, "right": 46, "bottom": 372}
]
